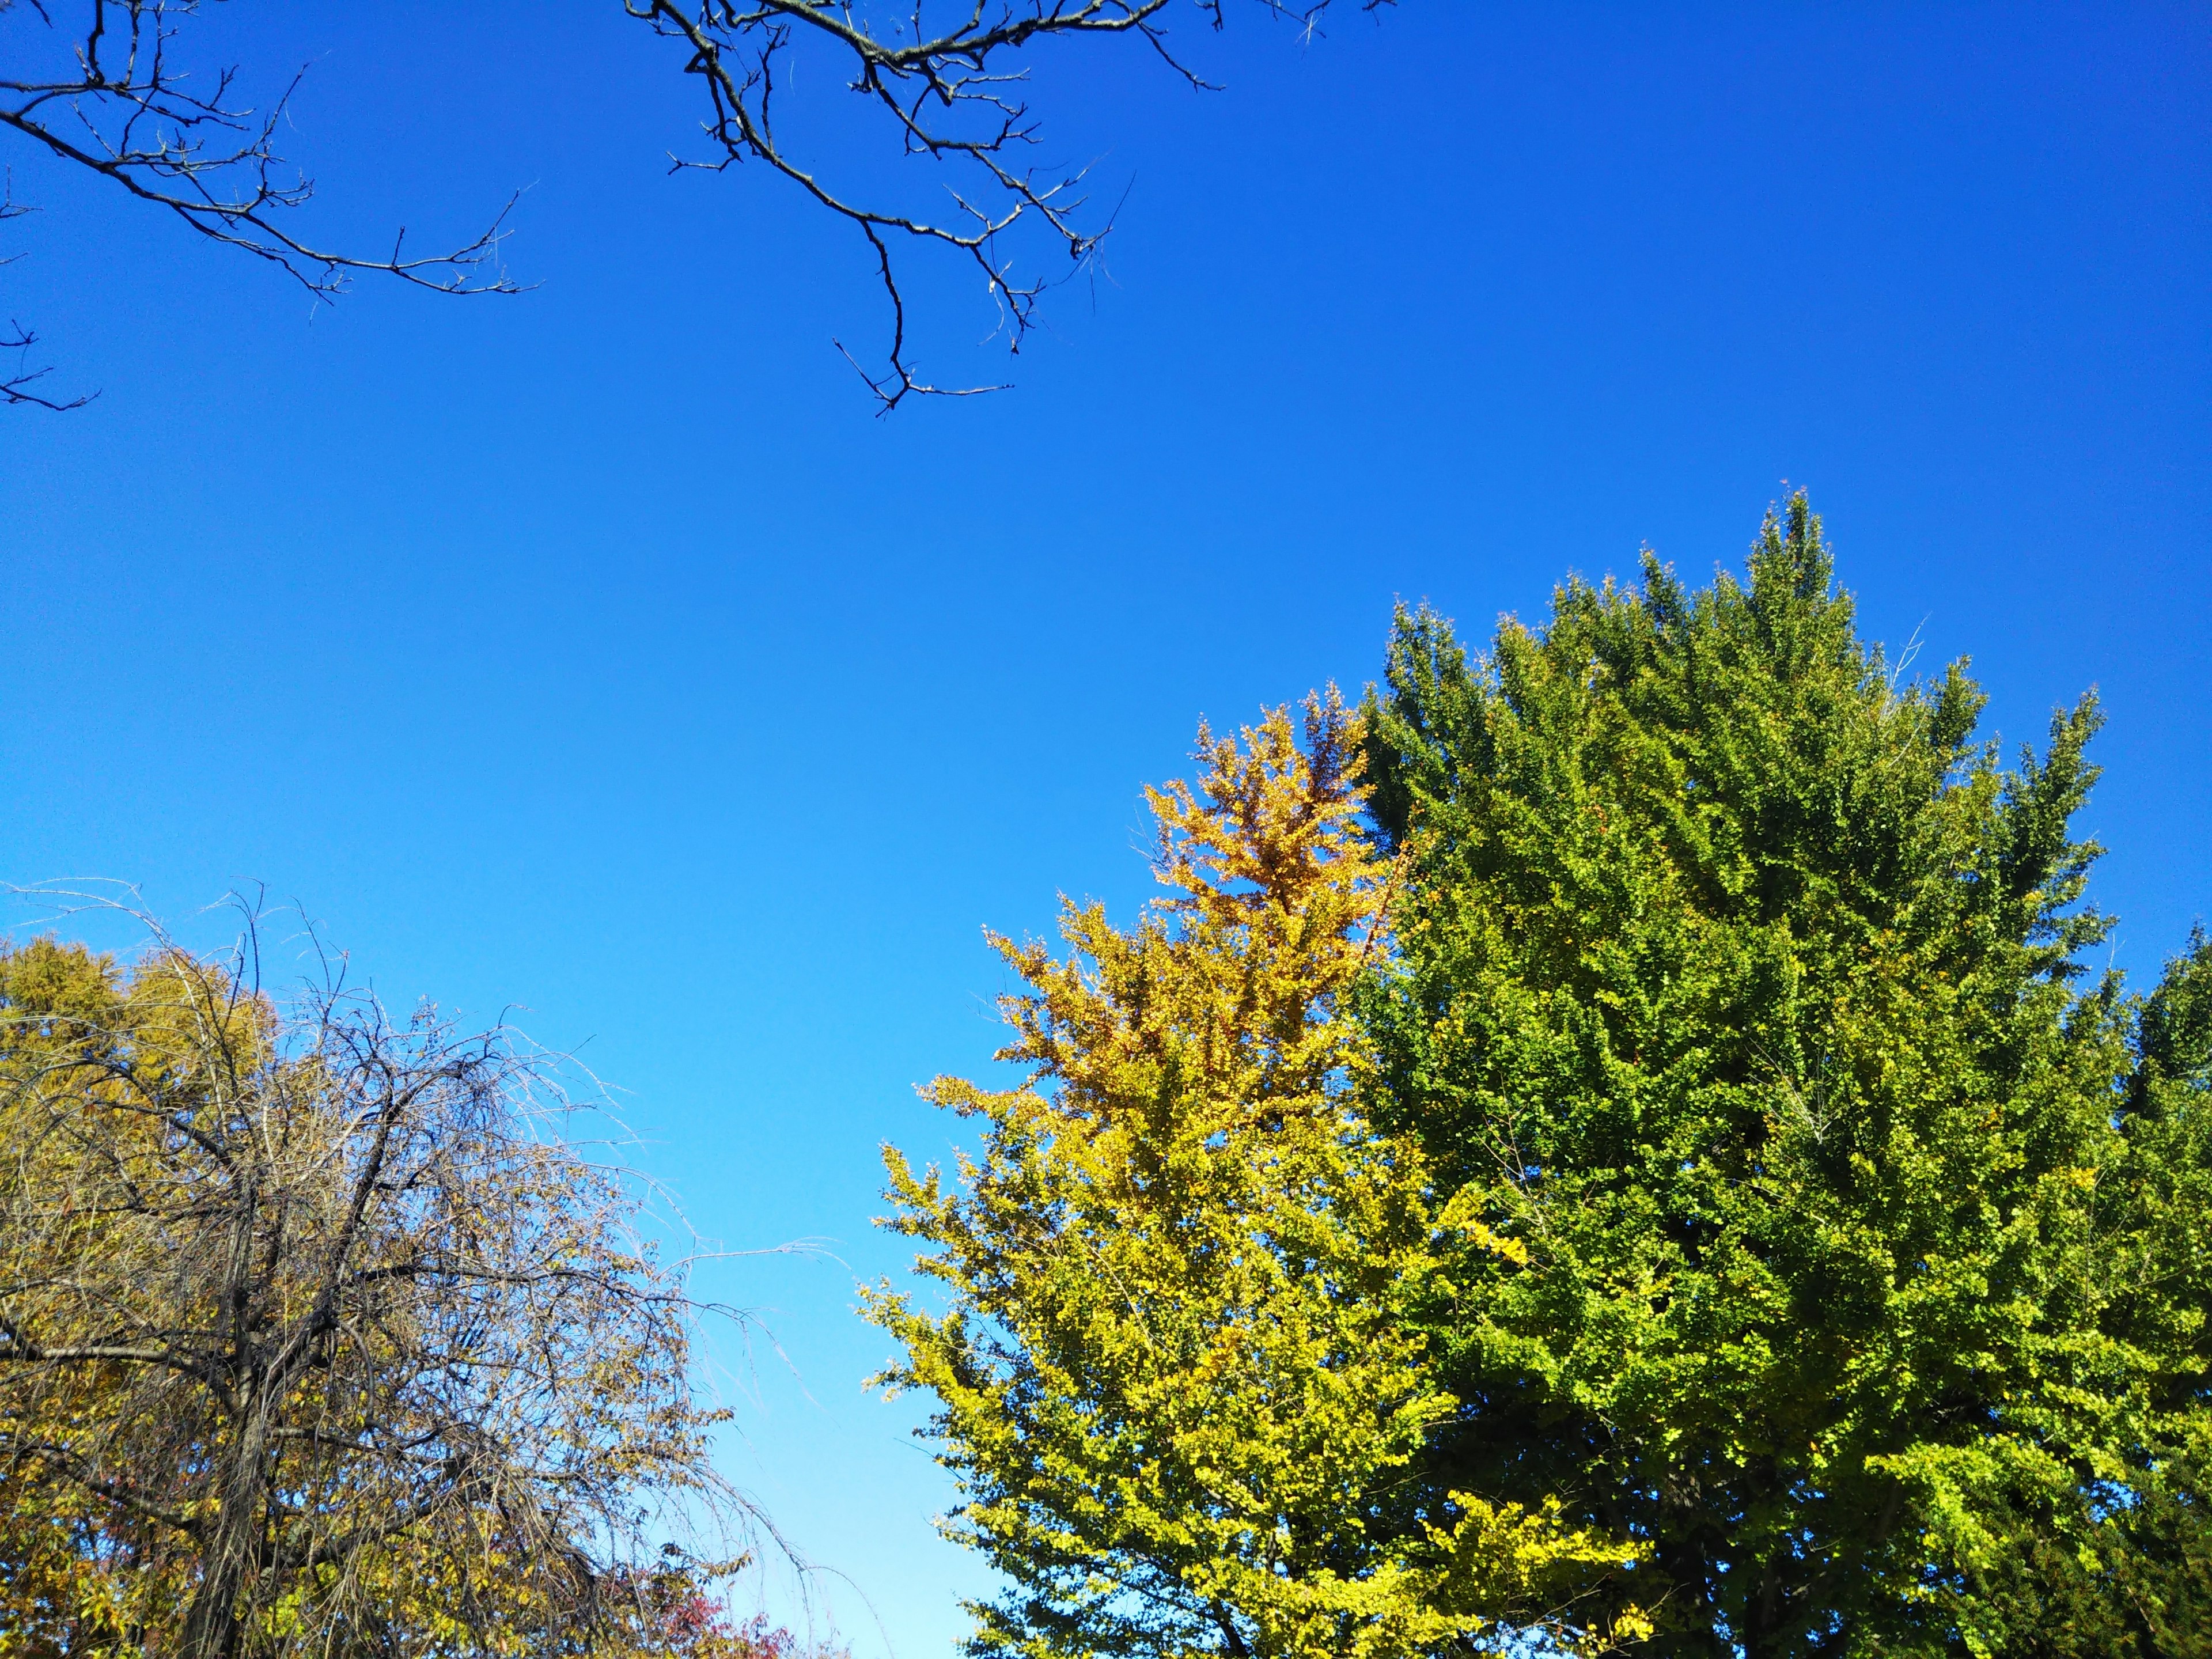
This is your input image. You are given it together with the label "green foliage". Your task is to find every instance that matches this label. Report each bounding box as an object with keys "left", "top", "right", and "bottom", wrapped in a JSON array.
[
  {"left": 868, "top": 697, "right": 1646, "bottom": 1658},
  {"left": 1357, "top": 495, "right": 2212, "bottom": 1654}
]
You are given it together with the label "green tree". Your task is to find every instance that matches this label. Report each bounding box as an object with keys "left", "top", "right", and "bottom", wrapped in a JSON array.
[
  {"left": 1953, "top": 931, "right": 2212, "bottom": 1656},
  {"left": 1357, "top": 496, "right": 2212, "bottom": 1654},
  {"left": 868, "top": 696, "right": 1644, "bottom": 1658}
]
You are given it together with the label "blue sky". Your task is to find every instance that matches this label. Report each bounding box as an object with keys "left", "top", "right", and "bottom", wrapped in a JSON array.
[{"left": 3, "top": 3, "right": 2207, "bottom": 1652}]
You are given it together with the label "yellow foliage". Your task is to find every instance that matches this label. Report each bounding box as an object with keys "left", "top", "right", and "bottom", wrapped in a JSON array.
[
  {"left": 0, "top": 929, "right": 733, "bottom": 1658},
  {"left": 868, "top": 693, "right": 1643, "bottom": 1657}
]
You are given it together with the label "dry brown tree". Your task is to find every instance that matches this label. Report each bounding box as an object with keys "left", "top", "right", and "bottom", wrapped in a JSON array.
[
  {"left": 3, "top": 1, "right": 1389, "bottom": 412},
  {"left": 0, "top": 906, "right": 752, "bottom": 1659}
]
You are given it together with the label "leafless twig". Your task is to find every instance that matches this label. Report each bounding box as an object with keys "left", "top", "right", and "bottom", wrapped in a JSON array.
[
  {"left": 0, "top": 170, "right": 88, "bottom": 406},
  {"left": 1, "top": 0, "right": 519, "bottom": 409},
  {"left": 629, "top": 0, "right": 1392, "bottom": 411}
]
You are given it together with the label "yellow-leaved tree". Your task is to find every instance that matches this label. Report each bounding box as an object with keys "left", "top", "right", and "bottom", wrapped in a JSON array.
[
  {"left": 866, "top": 692, "right": 1645, "bottom": 1658},
  {"left": 0, "top": 916, "right": 766, "bottom": 1659}
]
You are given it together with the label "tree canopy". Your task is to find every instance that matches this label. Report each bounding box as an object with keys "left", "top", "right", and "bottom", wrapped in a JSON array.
[
  {"left": 879, "top": 497, "right": 2212, "bottom": 1657},
  {"left": 0, "top": 922, "right": 754, "bottom": 1659},
  {"left": 7, "top": 497, "right": 2207, "bottom": 1656},
  {"left": 868, "top": 695, "right": 1645, "bottom": 1657},
  {"left": 1356, "top": 495, "right": 2212, "bottom": 1654}
]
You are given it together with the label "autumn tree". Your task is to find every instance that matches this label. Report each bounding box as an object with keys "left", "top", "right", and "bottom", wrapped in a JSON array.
[
  {"left": 867, "top": 694, "right": 1645, "bottom": 1658},
  {"left": 0, "top": 913, "right": 751, "bottom": 1659},
  {"left": 1357, "top": 496, "right": 2212, "bottom": 1654}
]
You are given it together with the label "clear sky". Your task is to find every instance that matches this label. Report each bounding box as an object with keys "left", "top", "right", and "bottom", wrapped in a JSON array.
[{"left": 4, "top": 3, "right": 2207, "bottom": 1653}]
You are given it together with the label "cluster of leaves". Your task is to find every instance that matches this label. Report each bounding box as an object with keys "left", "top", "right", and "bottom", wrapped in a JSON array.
[
  {"left": 599, "top": 1556, "right": 851, "bottom": 1659},
  {"left": 873, "top": 498, "right": 2212, "bottom": 1656}
]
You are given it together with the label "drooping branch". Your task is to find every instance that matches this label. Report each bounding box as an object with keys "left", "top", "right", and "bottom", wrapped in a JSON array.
[
  {"left": 629, "top": 0, "right": 1392, "bottom": 410},
  {"left": 3, "top": 2, "right": 1395, "bottom": 413},
  {"left": 5, "top": 1436, "right": 205, "bottom": 1533}
]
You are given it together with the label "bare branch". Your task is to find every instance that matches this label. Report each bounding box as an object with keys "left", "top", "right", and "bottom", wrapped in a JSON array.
[
  {"left": 630, "top": 0, "right": 1392, "bottom": 408},
  {"left": 0, "top": 168, "right": 88, "bottom": 404},
  {"left": 1, "top": 313, "right": 91, "bottom": 407},
  {"left": 1, "top": 1, "right": 521, "bottom": 410}
]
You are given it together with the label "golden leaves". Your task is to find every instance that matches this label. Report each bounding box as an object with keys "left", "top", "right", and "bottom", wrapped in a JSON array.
[{"left": 870, "top": 692, "right": 1642, "bottom": 1656}]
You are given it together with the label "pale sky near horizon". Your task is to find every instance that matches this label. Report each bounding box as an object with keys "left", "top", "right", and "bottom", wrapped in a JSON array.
[{"left": 5, "top": 4, "right": 2207, "bottom": 1653}]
